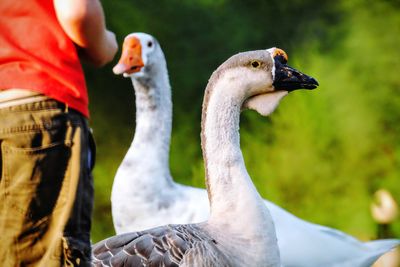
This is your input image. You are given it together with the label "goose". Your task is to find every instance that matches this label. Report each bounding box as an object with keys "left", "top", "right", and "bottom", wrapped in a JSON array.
[
  {"left": 94, "top": 45, "right": 319, "bottom": 267},
  {"left": 108, "top": 33, "right": 400, "bottom": 266}
]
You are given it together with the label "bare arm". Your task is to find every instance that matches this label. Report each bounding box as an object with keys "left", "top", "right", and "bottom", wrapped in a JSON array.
[{"left": 53, "top": 0, "right": 118, "bottom": 67}]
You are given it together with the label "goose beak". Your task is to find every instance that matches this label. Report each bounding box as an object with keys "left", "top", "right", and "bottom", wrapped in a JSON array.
[
  {"left": 272, "top": 51, "right": 319, "bottom": 91},
  {"left": 113, "top": 36, "right": 144, "bottom": 76}
]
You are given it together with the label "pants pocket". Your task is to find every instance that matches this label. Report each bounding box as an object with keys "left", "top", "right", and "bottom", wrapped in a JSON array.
[
  {"left": 2, "top": 140, "right": 72, "bottom": 219},
  {"left": 1, "top": 139, "right": 72, "bottom": 262}
]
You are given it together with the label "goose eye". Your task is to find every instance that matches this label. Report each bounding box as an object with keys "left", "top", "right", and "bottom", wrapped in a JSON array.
[
  {"left": 147, "top": 41, "right": 153, "bottom": 48},
  {"left": 251, "top": 61, "right": 260, "bottom": 68}
]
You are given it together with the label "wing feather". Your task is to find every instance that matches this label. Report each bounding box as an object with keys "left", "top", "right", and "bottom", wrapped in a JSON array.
[{"left": 92, "top": 224, "right": 215, "bottom": 267}]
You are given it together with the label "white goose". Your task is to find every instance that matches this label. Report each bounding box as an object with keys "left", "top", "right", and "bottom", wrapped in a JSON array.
[
  {"left": 94, "top": 45, "right": 320, "bottom": 267},
  {"left": 108, "top": 33, "right": 400, "bottom": 267}
]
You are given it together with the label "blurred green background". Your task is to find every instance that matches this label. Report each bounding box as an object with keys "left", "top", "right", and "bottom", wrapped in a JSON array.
[{"left": 84, "top": 0, "right": 400, "bottom": 243}]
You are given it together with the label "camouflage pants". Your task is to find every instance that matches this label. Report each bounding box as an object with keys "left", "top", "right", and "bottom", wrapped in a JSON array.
[{"left": 0, "top": 96, "right": 94, "bottom": 267}]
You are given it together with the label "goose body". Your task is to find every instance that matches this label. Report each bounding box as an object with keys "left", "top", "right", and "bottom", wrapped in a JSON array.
[{"left": 108, "top": 33, "right": 399, "bottom": 266}]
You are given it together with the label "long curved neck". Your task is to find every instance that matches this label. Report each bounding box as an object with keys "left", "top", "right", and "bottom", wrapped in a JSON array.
[
  {"left": 125, "top": 65, "right": 172, "bottom": 183},
  {"left": 202, "top": 88, "right": 261, "bottom": 221},
  {"left": 201, "top": 73, "right": 273, "bottom": 230}
]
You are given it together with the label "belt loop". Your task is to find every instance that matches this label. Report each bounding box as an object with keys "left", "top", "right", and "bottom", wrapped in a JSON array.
[{"left": 65, "top": 103, "right": 69, "bottom": 113}]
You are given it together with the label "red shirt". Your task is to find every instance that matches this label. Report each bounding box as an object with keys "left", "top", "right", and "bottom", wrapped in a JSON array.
[{"left": 0, "top": 1, "right": 89, "bottom": 117}]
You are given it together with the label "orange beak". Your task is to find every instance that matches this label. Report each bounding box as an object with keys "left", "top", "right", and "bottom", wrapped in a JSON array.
[{"left": 113, "top": 36, "right": 145, "bottom": 75}]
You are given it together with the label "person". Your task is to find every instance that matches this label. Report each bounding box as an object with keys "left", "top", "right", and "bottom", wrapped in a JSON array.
[{"left": 0, "top": 1, "right": 118, "bottom": 266}]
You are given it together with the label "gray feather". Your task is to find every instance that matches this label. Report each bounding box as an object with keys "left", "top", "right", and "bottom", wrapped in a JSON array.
[{"left": 92, "top": 224, "right": 228, "bottom": 267}]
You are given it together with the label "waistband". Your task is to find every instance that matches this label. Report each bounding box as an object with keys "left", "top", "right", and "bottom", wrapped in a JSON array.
[
  {"left": 0, "top": 89, "right": 72, "bottom": 113},
  {"left": 0, "top": 89, "right": 50, "bottom": 108}
]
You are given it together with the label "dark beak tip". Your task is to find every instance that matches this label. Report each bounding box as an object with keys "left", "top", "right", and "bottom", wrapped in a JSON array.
[
  {"left": 311, "top": 77, "right": 319, "bottom": 86},
  {"left": 305, "top": 77, "right": 319, "bottom": 89}
]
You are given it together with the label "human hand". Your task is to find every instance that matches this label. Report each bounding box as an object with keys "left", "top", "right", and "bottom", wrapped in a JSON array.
[{"left": 104, "top": 30, "right": 118, "bottom": 63}]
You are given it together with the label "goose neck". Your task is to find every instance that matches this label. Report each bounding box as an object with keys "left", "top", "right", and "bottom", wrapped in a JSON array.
[
  {"left": 201, "top": 76, "right": 268, "bottom": 224},
  {"left": 129, "top": 72, "right": 172, "bottom": 169},
  {"left": 201, "top": 78, "right": 279, "bottom": 263}
]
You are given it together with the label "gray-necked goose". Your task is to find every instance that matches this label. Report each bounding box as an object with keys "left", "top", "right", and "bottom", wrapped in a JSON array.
[
  {"left": 107, "top": 33, "right": 399, "bottom": 267},
  {"left": 93, "top": 46, "right": 320, "bottom": 267}
]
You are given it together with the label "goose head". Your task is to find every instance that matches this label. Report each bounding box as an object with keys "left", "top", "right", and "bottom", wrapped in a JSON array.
[
  {"left": 207, "top": 48, "right": 319, "bottom": 116},
  {"left": 113, "top": 32, "right": 165, "bottom": 79}
]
